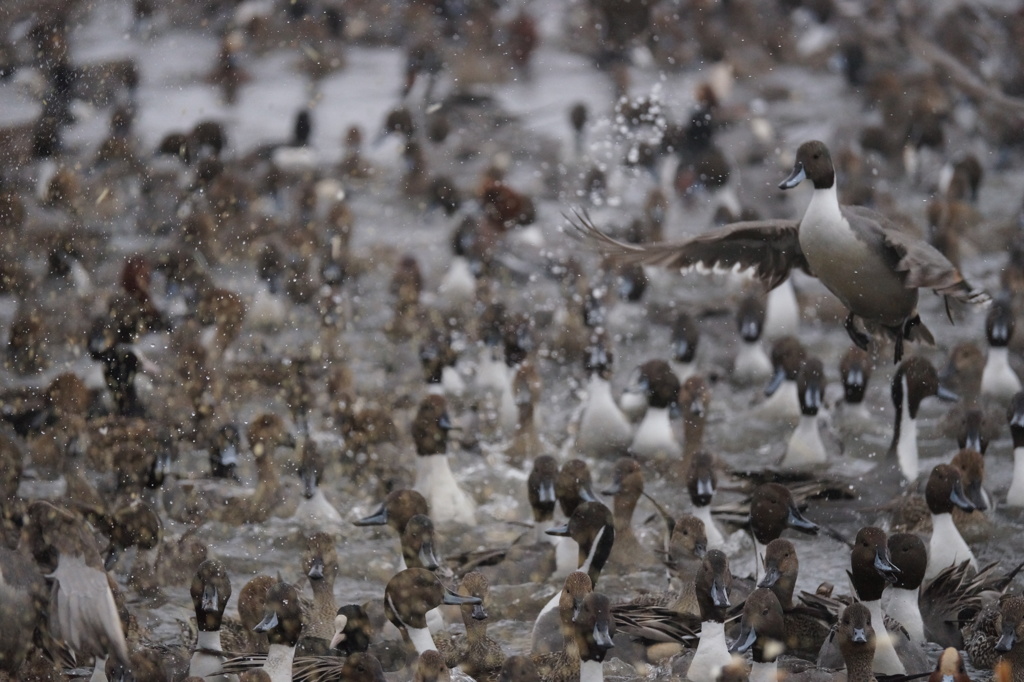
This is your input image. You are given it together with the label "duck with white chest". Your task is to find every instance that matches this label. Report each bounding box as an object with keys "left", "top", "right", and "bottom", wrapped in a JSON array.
[
  {"left": 253, "top": 582, "right": 304, "bottom": 682},
  {"left": 886, "top": 356, "right": 958, "bottom": 484},
  {"left": 780, "top": 356, "right": 828, "bottom": 468},
  {"left": 923, "top": 464, "right": 978, "bottom": 582},
  {"left": 574, "top": 340, "right": 632, "bottom": 459},
  {"left": 627, "top": 359, "right": 682, "bottom": 465},
  {"left": 981, "top": 298, "right": 1022, "bottom": 401},
  {"left": 686, "top": 549, "right": 734, "bottom": 682},
  {"left": 188, "top": 559, "right": 235, "bottom": 681},
  {"left": 412, "top": 395, "right": 477, "bottom": 527}
]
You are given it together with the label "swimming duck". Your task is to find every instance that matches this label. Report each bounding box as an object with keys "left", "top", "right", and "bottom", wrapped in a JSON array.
[
  {"left": 627, "top": 359, "right": 682, "bottom": 465},
  {"left": 532, "top": 502, "right": 615, "bottom": 655},
  {"left": 212, "top": 413, "right": 296, "bottom": 525},
  {"left": 253, "top": 582, "right": 303, "bottom": 682},
  {"left": 553, "top": 459, "right": 600, "bottom": 577},
  {"left": 748, "top": 482, "right": 819, "bottom": 581},
  {"left": 420, "top": 328, "right": 466, "bottom": 405},
  {"left": 575, "top": 140, "right": 990, "bottom": 364},
  {"left": 924, "top": 464, "right": 978, "bottom": 582},
  {"left": 835, "top": 602, "right": 877, "bottom": 682},
  {"left": 293, "top": 441, "right": 342, "bottom": 526},
  {"left": 732, "top": 292, "right": 774, "bottom": 385},
  {"left": 781, "top": 356, "right": 828, "bottom": 468},
  {"left": 354, "top": 489, "right": 430, "bottom": 571},
  {"left": 223, "top": 575, "right": 274, "bottom": 655},
  {"left": 758, "top": 336, "right": 806, "bottom": 420},
  {"left": 102, "top": 499, "right": 163, "bottom": 595},
  {"left": 678, "top": 375, "right": 711, "bottom": 471},
  {"left": 882, "top": 533, "right": 927, "bottom": 644},
  {"left": 687, "top": 549, "right": 734, "bottom": 682},
  {"left": 411, "top": 394, "right": 476, "bottom": 526},
  {"left": 818, "top": 526, "right": 925, "bottom": 676},
  {"left": 887, "top": 356, "right": 958, "bottom": 483},
  {"left": 529, "top": 456, "right": 559, "bottom": 545},
  {"left": 532, "top": 571, "right": 592, "bottom": 682},
  {"left": 383, "top": 568, "right": 482, "bottom": 656},
  {"left": 757, "top": 539, "right": 831, "bottom": 659},
  {"left": 401, "top": 514, "right": 443, "bottom": 572},
  {"left": 188, "top": 559, "right": 233, "bottom": 681},
  {"left": 730, "top": 588, "right": 786, "bottom": 682},
  {"left": 572, "top": 592, "right": 615, "bottom": 682},
  {"left": 299, "top": 532, "right": 339, "bottom": 647},
  {"left": 574, "top": 341, "right": 632, "bottom": 459},
  {"left": 25, "top": 500, "right": 131, "bottom": 679},
  {"left": 836, "top": 346, "right": 873, "bottom": 428},
  {"left": 601, "top": 458, "right": 658, "bottom": 573},
  {"left": 684, "top": 452, "right": 724, "bottom": 549},
  {"left": 981, "top": 298, "right": 1021, "bottom": 401},
  {"left": 434, "top": 572, "right": 505, "bottom": 679},
  {"left": 949, "top": 448, "right": 993, "bottom": 542}
]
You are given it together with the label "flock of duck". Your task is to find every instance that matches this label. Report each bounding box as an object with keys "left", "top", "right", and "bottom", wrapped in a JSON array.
[{"left": 4, "top": 0, "right": 1024, "bottom": 680}]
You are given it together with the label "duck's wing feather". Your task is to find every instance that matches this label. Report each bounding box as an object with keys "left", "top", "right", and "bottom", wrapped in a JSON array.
[
  {"left": 50, "top": 555, "right": 130, "bottom": 667},
  {"left": 843, "top": 206, "right": 989, "bottom": 303},
  {"left": 569, "top": 211, "right": 808, "bottom": 290},
  {"left": 611, "top": 603, "right": 700, "bottom": 644}
]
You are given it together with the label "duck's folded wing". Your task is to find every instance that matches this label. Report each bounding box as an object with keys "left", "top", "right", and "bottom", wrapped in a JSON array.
[
  {"left": 611, "top": 603, "right": 700, "bottom": 644},
  {"left": 570, "top": 212, "right": 808, "bottom": 290},
  {"left": 50, "top": 555, "right": 130, "bottom": 666}
]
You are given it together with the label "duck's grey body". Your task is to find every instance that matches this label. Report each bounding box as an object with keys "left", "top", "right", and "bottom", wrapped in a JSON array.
[{"left": 798, "top": 185, "right": 917, "bottom": 328}]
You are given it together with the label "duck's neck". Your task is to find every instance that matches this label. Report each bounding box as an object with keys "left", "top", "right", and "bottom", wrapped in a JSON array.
[
  {"left": 983, "top": 346, "right": 1015, "bottom": 382},
  {"left": 863, "top": 599, "right": 905, "bottom": 675},
  {"left": 309, "top": 579, "right": 337, "bottom": 640},
  {"left": 884, "top": 587, "right": 924, "bottom": 642},
  {"left": 580, "top": 659, "right": 603, "bottom": 682},
  {"left": 683, "top": 413, "right": 705, "bottom": 457},
  {"left": 632, "top": 407, "right": 677, "bottom": 453},
  {"left": 845, "top": 645, "right": 877, "bottom": 682},
  {"left": 749, "top": 660, "right": 778, "bottom": 682},
  {"left": 1008, "top": 447, "right": 1024, "bottom": 507},
  {"left": 263, "top": 643, "right": 296, "bottom": 682},
  {"left": 196, "top": 629, "right": 224, "bottom": 651},
  {"left": 190, "top": 631, "right": 227, "bottom": 679},
  {"left": 693, "top": 504, "right": 725, "bottom": 549},
  {"left": 782, "top": 414, "right": 827, "bottom": 466},
  {"left": 688, "top": 620, "right": 730, "bottom": 681},
  {"left": 579, "top": 524, "right": 611, "bottom": 585},
  {"left": 927, "top": 512, "right": 976, "bottom": 581},
  {"left": 408, "top": 625, "right": 437, "bottom": 654},
  {"left": 587, "top": 376, "right": 620, "bottom": 416},
  {"left": 90, "top": 656, "right": 108, "bottom": 682},
  {"left": 803, "top": 183, "right": 843, "bottom": 230},
  {"left": 612, "top": 493, "right": 638, "bottom": 535},
  {"left": 892, "top": 380, "right": 919, "bottom": 482}
]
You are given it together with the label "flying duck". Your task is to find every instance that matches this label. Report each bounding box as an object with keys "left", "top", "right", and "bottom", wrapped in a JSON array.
[{"left": 573, "top": 140, "right": 990, "bottom": 363}]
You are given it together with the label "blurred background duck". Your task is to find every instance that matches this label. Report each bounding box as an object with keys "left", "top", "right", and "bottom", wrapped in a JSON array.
[{"left": 411, "top": 394, "right": 476, "bottom": 526}]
